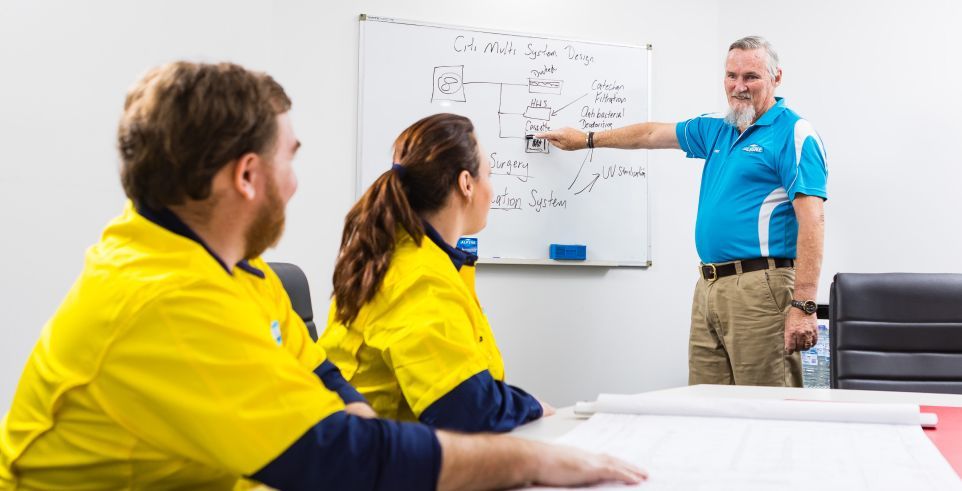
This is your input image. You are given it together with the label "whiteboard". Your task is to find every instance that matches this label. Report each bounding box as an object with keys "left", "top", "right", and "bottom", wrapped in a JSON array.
[{"left": 357, "top": 16, "right": 651, "bottom": 266}]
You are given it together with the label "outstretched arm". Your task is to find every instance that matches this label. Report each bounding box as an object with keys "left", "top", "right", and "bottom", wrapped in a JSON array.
[{"left": 537, "top": 122, "right": 680, "bottom": 151}]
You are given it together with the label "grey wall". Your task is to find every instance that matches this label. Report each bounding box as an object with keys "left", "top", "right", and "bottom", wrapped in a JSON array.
[{"left": 2, "top": 0, "right": 960, "bottom": 411}]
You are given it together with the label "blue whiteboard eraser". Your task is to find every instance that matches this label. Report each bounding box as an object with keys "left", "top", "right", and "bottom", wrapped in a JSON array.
[{"left": 549, "top": 244, "right": 587, "bottom": 260}]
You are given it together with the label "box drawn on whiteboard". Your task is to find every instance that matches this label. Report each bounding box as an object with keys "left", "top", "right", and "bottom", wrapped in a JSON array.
[
  {"left": 431, "top": 65, "right": 466, "bottom": 102},
  {"left": 525, "top": 137, "right": 549, "bottom": 154},
  {"left": 523, "top": 106, "right": 552, "bottom": 120},
  {"left": 528, "top": 78, "right": 563, "bottom": 94}
]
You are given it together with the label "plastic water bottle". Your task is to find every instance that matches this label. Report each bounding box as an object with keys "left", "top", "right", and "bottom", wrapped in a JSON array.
[
  {"left": 802, "top": 322, "right": 831, "bottom": 389},
  {"left": 815, "top": 323, "right": 831, "bottom": 388},
  {"left": 802, "top": 348, "right": 819, "bottom": 388}
]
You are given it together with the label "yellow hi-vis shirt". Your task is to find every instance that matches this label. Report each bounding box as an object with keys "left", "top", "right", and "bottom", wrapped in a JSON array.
[
  {"left": 0, "top": 204, "right": 344, "bottom": 489},
  {"left": 319, "top": 230, "right": 505, "bottom": 422}
]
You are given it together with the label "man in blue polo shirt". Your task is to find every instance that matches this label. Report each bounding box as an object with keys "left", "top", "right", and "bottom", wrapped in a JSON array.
[{"left": 539, "top": 36, "right": 827, "bottom": 387}]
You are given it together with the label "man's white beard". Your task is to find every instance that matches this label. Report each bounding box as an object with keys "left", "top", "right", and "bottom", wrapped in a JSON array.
[{"left": 725, "top": 103, "right": 756, "bottom": 130}]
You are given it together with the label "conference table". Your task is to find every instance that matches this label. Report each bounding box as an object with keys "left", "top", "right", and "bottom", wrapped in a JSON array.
[
  {"left": 512, "top": 383, "right": 962, "bottom": 441},
  {"left": 512, "top": 384, "right": 962, "bottom": 489}
]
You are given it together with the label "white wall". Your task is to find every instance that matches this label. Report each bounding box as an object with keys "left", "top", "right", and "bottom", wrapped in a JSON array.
[{"left": 2, "top": 0, "right": 960, "bottom": 411}]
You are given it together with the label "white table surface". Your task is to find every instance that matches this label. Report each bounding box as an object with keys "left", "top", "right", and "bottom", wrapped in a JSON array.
[{"left": 511, "top": 384, "right": 962, "bottom": 442}]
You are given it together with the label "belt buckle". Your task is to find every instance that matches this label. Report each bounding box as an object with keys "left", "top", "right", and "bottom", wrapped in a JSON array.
[{"left": 704, "top": 263, "right": 718, "bottom": 281}]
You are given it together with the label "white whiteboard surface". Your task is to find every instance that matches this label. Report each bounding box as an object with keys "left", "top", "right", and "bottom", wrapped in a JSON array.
[{"left": 357, "top": 16, "right": 651, "bottom": 266}]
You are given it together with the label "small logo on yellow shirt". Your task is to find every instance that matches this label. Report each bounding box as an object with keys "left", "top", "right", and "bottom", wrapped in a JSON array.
[{"left": 270, "top": 320, "right": 282, "bottom": 346}]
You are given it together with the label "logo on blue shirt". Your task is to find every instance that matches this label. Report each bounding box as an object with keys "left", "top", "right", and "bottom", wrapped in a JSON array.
[
  {"left": 270, "top": 320, "right": 282, "bottom": 346},
  {"left": 742, "top": 143, "right": 764, "bottom": 153}
]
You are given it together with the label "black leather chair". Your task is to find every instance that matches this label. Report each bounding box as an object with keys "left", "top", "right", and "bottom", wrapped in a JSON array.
[
  {"left": 830, "top": 273, "right": 962, "bottom": 394},
  {"left": 268, "top": 262, "right": 319, "bottom": 341}
]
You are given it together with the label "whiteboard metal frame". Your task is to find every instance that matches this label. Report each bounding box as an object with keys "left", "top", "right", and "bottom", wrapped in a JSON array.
[
  {"left": 357, "top": 14, "right": 653, "bottom": 268},
  {"left": 359, "top": 14, "right": 649, "bottom": 50},
  {"left": 480, "top": 258, "right": 649, "bottom": 267}
]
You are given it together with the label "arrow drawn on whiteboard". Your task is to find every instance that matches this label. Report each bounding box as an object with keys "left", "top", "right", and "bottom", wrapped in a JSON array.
[
  {"left": 551, "top": 92, "right": 589, "bottom": 116},
  {"left": 574, "top": 173, "right": 601, "bottom": 195},
  {"left": 567, "top": 148, "right": 594, "bottom": 190}
]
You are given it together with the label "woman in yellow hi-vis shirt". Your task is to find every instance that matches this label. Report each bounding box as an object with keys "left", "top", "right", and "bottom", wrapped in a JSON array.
[{"left": 319, "top": 113, "right": 553, "bottom": 432}]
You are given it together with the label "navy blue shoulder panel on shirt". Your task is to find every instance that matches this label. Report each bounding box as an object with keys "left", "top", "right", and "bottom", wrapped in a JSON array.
[
  {"left": 418, "top": 370, "right": 543, "bottom": 433},
  {"left": 314, "top": 359, "right": 366, "bottom": 404},
  {"left": 422, "top": 220, "right": 477, "bottom": 270},
  {"left": 251, "top": 411, "right": 441, "bottom": 491}
]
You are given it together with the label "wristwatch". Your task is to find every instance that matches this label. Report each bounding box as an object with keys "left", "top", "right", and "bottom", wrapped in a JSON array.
[{"left": 791, "top": 299, "right": 817, "bottom": 315}]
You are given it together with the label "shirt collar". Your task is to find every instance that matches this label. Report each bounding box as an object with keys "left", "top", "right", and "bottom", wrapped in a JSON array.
[
  {"left": 421, "top": 220, "right": 478, "bottom": 271},
  {"left": 135, "top": 204, "right": 266, "bottom": 279},
  {"left": 752, "top": 97, "right": 787, "bottom": 127}
]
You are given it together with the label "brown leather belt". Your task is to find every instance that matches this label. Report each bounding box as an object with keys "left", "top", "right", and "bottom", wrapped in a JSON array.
[{"left": 700, "top": 257, "right": 794, "bottom": 281}]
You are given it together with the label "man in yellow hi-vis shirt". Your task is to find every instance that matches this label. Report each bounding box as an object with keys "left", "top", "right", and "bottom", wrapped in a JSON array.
[{"left": 0, "top": 62, "right": 645, "bottom": 490}]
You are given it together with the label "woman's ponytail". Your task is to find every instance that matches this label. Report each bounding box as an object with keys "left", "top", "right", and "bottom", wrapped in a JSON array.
[{"left": 331, "top": 113, "right": 479, "bottom": 325}]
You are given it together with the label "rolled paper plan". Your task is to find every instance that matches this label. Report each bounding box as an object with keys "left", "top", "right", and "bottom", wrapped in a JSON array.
[{"left": 575, "top": 394, "right": 938, "bottom": 427}]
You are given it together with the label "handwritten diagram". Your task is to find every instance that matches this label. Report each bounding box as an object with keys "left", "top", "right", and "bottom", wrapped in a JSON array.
[
  {"left": 429, "top": 63, "right": 646, "bottom": 213},
  {"left": 359, "top": 16, "right": 651, "bottom": 264}
]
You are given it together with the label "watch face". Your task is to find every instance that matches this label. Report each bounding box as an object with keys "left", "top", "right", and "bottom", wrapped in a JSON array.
[{"left": 794, "top": 300, "right": 818, "bottom": 315}]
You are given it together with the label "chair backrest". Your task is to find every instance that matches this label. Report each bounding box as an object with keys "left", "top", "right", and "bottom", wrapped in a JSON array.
[
  {"left": 830, "top": 273, "right": 962, "bottom": 394},
  {"left": 268, "top": 262, "right": 318, "bottom": 341}
]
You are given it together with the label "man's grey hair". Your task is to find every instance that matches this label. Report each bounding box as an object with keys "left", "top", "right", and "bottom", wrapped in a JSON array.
[{"left": 729, "top": 36, "right": 780, "bottom": 79}]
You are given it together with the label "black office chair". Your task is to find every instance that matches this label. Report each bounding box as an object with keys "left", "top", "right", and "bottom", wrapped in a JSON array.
[
  {"left": 268, "top": 262, "right": 319, "bottom": 341},
  {"left": 830, "top": 273, "right": 962, "bottom": 394}
]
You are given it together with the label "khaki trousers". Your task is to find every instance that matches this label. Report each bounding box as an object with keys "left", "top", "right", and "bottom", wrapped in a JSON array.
[{"left": 688, "top": 262, "right": 803, "bottom": 387}]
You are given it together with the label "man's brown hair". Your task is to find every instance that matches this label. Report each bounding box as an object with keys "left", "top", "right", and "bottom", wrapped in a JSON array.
[{"left": 118, "top": 61, "right": 291, "bottom": 210}]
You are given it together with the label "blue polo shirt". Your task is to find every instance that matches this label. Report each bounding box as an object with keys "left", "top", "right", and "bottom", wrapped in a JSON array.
[{"left": 676, "top": 97, "right": 828, "bottom": 263}]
